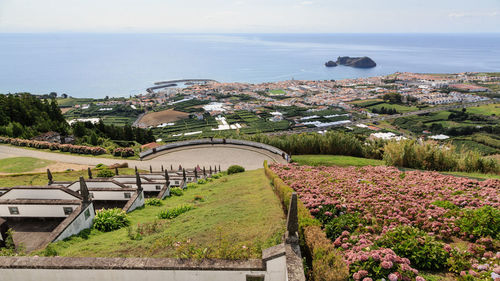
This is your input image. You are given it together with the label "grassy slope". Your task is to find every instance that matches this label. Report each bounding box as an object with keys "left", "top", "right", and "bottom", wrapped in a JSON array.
[
  {"left": 292, "top": 155, "right": 500, "bottom": 180},
  {"left": 0, "top": 168, "right": 137, "bottom": 187},
  {"left": 0, "top": 157, "right": 54, "bottom": 173},
  {"left": 40, "top": 169, "right": 285, "bottom": 258}
]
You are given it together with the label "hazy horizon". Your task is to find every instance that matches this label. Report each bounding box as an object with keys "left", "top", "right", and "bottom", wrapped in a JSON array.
[{"left": 1, "top": 0, "right": 499, "bottom": 33}]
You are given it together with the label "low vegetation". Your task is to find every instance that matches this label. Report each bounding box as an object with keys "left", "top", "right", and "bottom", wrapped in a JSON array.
[
  {"left": 38, "top": 169, "right": 285, "bottom": 259},
  {"left": 93, "top": 208, "right": 130, "bottom": 232},
  {"left": 0, "top": 157, "right": 54, "bottom": 173},
  {"left": 270, "top": 163, "right": 500, "bottom": 281},
  {"left": 227, "top": 165, "right": 245, "bottom": 175}
]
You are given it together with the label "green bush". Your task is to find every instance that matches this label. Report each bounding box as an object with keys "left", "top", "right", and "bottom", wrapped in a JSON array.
[
  {"left": 324, "top": 213, "right": 362, "bottom": 240},
  {"left": 96, "top": 168, "right": 114, "bottom": 178},
  {"left": 157, "top": 205, "right": 194, "bottom": 219},
  {"left": 227, "top": 165, "right": 245, "bottom": 175},
  {"left": 93, "top": 208, "right": 130, "bottom": 232},
  {"left": 446, "top": 247, "right": 472, "bottom": 273},
  {"left": 211, "top": 173, "right": 222, "bottom": 179},
  {"left": 197, "top": 179, "right": 207, "bottom": 184},
  {"left": 145, "top": 198, "right": 163, "bottom": 206},
  {"left": 376, "top": 225, "right": 449, "bottom": 270},
  {"left": 186, "top": 183, "right": 197, "bottom": 189},
  {"left": 456, "top": 205, "right": 500, "bottom": 239},
  {"left": 170, "top": 187, "right": 183, "bottom": 196}
]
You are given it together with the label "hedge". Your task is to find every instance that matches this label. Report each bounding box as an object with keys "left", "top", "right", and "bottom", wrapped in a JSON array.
[
  {"left": 112, "top": 147, "right": 135, "bottom": 157},
  {"left": 0, "top": 136, "right": 107, "bottom": 155},
  {"left": 263, "top": 160, "right": 348, "bottom": 281}
]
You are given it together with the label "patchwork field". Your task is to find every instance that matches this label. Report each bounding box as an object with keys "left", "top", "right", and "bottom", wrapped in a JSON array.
[
  {"left": 36, "top": 169, "right": 285, "bottom": 259},
  {"left": 138, "top": 109, "right": 190, "bottom": 127},
  {"left": 270, "top": 163, "right": 500, "bottom": 281}
]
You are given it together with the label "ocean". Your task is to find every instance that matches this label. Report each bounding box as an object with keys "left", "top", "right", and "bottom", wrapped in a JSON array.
[{"left": 0, "top": 33, "right": 499, "bottom": 98}]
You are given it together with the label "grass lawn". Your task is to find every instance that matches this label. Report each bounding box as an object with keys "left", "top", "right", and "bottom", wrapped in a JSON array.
[
  {"left": 0, "top": 168, "right": 138, "bottom": 187},
  {"left": 37, "top": 169, "right": 285, "bottom": 259},
  {"left": 0, "top": 157, "right": 54, "bottom": 173},
  {"left": 466, "top": 103, "right": 500, "bottom": 116},
  {"left": 269, "top": 89, "right": 286, "bottom": 95},
  {"left": 292, "top": 155, "right": 499, "bottom": 180},
  {"left": 292, "top": 155, "right": 385, "bottom": 167}
]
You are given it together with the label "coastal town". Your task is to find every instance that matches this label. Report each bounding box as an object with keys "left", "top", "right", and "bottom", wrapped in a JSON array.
[{"left": 59, "top": 71, "right": 498, "bottom": 144}]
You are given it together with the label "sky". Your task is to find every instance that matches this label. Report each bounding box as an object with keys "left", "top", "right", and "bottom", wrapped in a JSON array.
[{"left": 0, "top": 0, "right": 499, "bottom": 33}]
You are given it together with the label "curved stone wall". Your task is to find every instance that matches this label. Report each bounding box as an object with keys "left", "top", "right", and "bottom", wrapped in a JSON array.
[{"left": 140, "top": 139, "right": 290, "bottom": 162}]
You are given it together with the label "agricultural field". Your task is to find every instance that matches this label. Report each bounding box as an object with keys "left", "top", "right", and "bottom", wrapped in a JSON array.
[
  {"left": 56, "top": 98, "right": 95, "bottom": 107},
  {"left": 64, "top": 104, "right": 144, "bottom": 126},
  {"left": 36, "top": 169, "right": 285, "bottom": 258},
  {"left": 366, "top": 102, "right": 419, "bottom": 113},
  {"left": 137, "top": 109, "right": 190, "bottom": 127},
  {"left": 152, "top": 110, "right": 290, "bottom": 141},
  {"left": 270, "top": 163, "right": 500, "bottom": 281},
  {"left": 269, "top": 89, "right": 286, "bottom": 95},
  {"left": 466, "top": 103, "right": 500, "bottom": 116}
]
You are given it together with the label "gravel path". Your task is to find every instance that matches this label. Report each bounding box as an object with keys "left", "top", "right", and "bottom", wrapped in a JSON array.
[{"left": 0, "top": 144, "right": 286, "bottom": 171}]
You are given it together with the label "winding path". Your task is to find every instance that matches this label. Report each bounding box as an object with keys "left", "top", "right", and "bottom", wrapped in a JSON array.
[{"left": 0, "top": 144, "right": 286, "bottom": 172}]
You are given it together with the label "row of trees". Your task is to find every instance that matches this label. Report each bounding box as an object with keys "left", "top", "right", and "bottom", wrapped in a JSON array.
[
  {"left": 72, "top": 120, "right": 155, "bottom": 146},
  {"left": 0, "top": 93, "right": 68, "bottom": 138}
]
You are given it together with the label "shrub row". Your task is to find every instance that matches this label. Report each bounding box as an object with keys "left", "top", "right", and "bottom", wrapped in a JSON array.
[
  {"left": 0, "top": 136, "right": 106, "bottom": 155},
  {"left": 112, "top": 147, "right": 135, "bottom": 157},
  {"left": 384, "top": 139, "right": 499, "bottom": 174},
  {"left": 263, "top": 160, "right": 348, "bottom": 281}
]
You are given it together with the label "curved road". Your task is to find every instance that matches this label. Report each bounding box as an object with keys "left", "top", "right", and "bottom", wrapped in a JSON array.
[{"left": 0, "top": 144, "right": 286, "bottom": 171}]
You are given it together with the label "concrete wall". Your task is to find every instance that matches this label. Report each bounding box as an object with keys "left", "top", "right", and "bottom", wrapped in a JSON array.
[
  {"left": 140, "top": 138, "right": 289, "bottom": 162},
  {"left": 89, "top": 190, "right": 135, "bottom": 201},
  {"left": 0, "top": 254, "right": 286, "bottom": 281},
  {"left": 0, "top": 204, "right": 80, "bottom": 218},
  {"left": 54, "top": 203, "right": 95, "bottom": 242},
  {"left": 122, "top": 183, "right": 165, "bottom": 192},
  {"left": 123, "top": 191, "right": 145, "bottom": 213},
  {"left": 0, "top": 189, "right": 77, "bottom": 200}
]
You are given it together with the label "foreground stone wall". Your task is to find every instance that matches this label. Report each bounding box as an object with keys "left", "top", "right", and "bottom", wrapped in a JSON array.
[
  {"left": 140, "top": 138, "right": 290, "bottom": 162},
  {"left": 0, "top": 245, "right": 288, "bottom": 281}
]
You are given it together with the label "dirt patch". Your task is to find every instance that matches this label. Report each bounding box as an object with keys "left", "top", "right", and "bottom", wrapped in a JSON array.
[
  {"left": 137, "top": 109, "right": 189, "bottom": 127},
  {"left": 60, "top": 107, "right": 73, "bottom": 114},
  {"left": 33, "top": 162, "right": 90, "bottom": 173}
]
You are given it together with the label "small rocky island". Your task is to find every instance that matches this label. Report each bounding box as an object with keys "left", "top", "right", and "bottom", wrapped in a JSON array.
[{"left": 325, "top": 56, "right": 376, "bottom": 68}]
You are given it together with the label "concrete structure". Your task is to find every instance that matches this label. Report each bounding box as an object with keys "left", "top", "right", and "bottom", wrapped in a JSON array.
[{"left": 0, "top": 185, "right": 95, "bottom": 252}]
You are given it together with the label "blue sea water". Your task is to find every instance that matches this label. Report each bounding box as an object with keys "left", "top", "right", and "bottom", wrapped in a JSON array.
[{"left": 0, "top": 33, "right": 499, "bottom": 98}]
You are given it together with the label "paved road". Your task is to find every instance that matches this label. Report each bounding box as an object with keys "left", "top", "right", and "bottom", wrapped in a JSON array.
[
  {"left": 0, "top": 144, "right": 286, "bottom": 172},
  {"left": 267, "top": 100, "right": 495, "bottom": 136}
]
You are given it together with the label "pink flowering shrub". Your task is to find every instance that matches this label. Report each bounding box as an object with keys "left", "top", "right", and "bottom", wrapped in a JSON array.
[
  {"left": 270, "top": 163, "right": 500, "bottom": 280},
  {"left": 113, "top": 147, "right": 135, "bottom": 157},
  {"left": 0, "top": 136, "right": 107, "bottom": 155}
]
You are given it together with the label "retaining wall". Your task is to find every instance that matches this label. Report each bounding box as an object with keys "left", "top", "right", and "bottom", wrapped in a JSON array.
[{"left": 140, "top": 139, "right": 290, "bottom": 162}]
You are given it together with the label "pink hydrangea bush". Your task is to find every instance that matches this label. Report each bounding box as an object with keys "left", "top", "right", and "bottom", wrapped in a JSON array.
[{"left": 270, "top": 163, "right": 500, "bottom": 280}]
